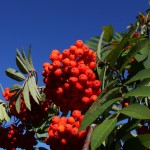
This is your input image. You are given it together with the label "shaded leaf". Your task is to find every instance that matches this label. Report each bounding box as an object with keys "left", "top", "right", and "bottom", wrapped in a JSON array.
[
  {"left": 5, "top": 68, "right": 25, "bottom": 81},
  {"left": 91, "top": 117, "right": 117, "bottom": 150},
  {"left": 16, "top": 54, "right": 29, "bottom": 74},
  {"left": 116, "top": 119, "right": 140, "bottom": 140},
  {"left": 102, "top": 25, "right": 114, "bottom": 42},
  {"left": 10, "top": 84, "right": 21, "bottom": 92},
  {"left": 106, "top": 28, "right": 135, "bottom": 67},
  {"left": 23, "top": 83, "right": 31, "bottom": 111},
  {"left": 125, "top": 68, "right": 150, "bottom": 84},
  {"left": 120, "top": 39, "right": 150, "bottom": 72},
  {"left": 120, "top": 104, "right": 150, "bottom": 119},
  {"left": 123, "top": 134, "right": 150, "bottom": 150}
]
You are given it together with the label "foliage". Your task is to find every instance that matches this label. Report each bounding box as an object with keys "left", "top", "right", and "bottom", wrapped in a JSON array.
[{"left": 0, "top": 7, "right": 150, "bottom": 150}]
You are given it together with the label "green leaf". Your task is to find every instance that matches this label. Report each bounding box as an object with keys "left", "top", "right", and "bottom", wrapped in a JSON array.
[
  {"left": 102, "top": 25, "right": 114, "bottom": 42},
  {"left": 28, "top": 45, "right": 34, "bottom": 67},
  {"left": 120, "top": 39, "right": 150, "bottom": 72},
  {"left": 120, "top": 104, "right": 150, "bottom": 119},
  {"left": 125, "top": 84, "right": 150, "bottom": 97},
  {"left": 79, "top": 97, "right": 120, "bottom": 131},
  {"left": 16, "top": 49, "right": 33, "bottom": 72},
  {"left": 16, "top": 54, "right": 29, "bottom": 74},
  {"left": 106, "top": 27, "right": 135, "bottom": 67},
  {"left": 15, "top": 94, "right": 21, "bottom": 113},
  {"left": 23, "top": 83, "right": 31, "bottom": 111},
  {"left": 97, "top": 31, "right": 104, "bottom": 60},
  {"left": 125, "top": 68, "right": 150, "bottom": 84},
  {"left": 144, "top": 50, "right": 150, "bottom": 69},
  {"left": 91, "top": 117, "right": 117, "bottom": 150},
  {"left": 27, "top": 76, "right": 39, "bottom": 104},
  {"left": 5, "top": 68, "right": 25, "bottom": 81},
  {"left": 123, "top": 134, "right": 150, "bottom": 150},
  {"left": 0, "top": 104, "right": 10, "bottom": 121},
  {"left": 10, "top": 84, "right": 21, "bottom": 92}
]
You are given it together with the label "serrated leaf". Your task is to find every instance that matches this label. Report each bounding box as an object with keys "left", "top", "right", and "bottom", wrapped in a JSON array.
[
  {"left": 23, "top": 83, "right": 31, "bottom": 111},
  {"left": 106, "top": 27, "right": 135, "bottom": 68},
  {"left": 120, "top": 39, "right": 150, "bottom": 72},
  {"left": 123, "top": 134, "right": 150, "bottom": 150},
  {"left": 79, "top": 97, "right": 120, "bottom": 131},
  {"left": 102, "top": 25, "right": 114, "bottom": 42},
  {"left": 125, "top": 68, "right": 150, "bottom": 84},
  {"left": 120, "top": 104, "right": 150, "bottom": 119},
  {"left": 5, "top": 68, "right": 25, "bottom": 81},
  {"left": 27, "top": 76, "right": 39, "bottom": 104},
  {"left": 10, "top": 84, "right": 21, "bottom": 92},
  {"left": 91, "top": 117, "right": 117, "bottom": 150}
]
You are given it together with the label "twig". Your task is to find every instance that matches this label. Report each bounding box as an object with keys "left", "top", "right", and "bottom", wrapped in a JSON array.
[{"left": 82, "top": 124, "right": 97, "bottom": 150}]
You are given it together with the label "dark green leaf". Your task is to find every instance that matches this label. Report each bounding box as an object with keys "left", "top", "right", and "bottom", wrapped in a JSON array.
[
  {"left": 5, "top": 68, "right": 25, "bottom": 81},
  {"left": 102, "top": 25, "right": 114, "bottom": 42},
  {"left": 125, "top": 68, "right": 150, "bottom": 84},
  {"left": 23, "top": 83, "right": 31, "bottom": 111},
  {"left": 79, "top": 97, "right": 120, "bottom": 131},
  {"left": 91, "top": 117, "right": 117, "bottom": 150},
  {"left": 10, "top": 84, "right": 21, "bottom": 92},
  {"left": 106, "top": 27, "right": 135, "bottom": 68},
  {"left": 144, "top": 50, "right": 150, "bottom": 69},
  {"left": 120, "top": 39, "right": 150, "bottom": 72},
  {"left": 116, "top": 119, "right": 140, "bottom": 140},
  {"left": 123, "top": 134, "right": 150, "bottom": 150},
  {"left": 120, "top": 104, "right": 150, "bottom": 119}
]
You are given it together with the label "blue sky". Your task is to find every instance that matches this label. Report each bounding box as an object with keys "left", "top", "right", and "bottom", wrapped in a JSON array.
[
  {"left": 0, "top": 1, "right": 149, "bottom": 149},
  {"left": 0, "top": 0, "right": 149, "bottom": 89}
]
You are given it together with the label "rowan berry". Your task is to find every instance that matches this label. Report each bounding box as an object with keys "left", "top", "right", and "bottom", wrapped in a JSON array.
[{"left": 75, "top": 40, "right": 83, "bottom": 48}]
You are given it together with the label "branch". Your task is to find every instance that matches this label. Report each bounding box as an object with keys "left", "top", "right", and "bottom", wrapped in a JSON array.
[{"left": 82, "top": 124, "right": 97, "bottom": 150}]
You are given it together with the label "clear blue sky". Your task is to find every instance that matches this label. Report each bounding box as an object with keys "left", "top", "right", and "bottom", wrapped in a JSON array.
[{"left": 0, "top": 1, "right": 149, "bottom": 149}]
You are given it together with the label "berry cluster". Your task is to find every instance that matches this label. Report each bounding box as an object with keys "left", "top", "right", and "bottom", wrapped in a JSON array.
[
  {"left": 42, "top": 40, "right": 101, "bottom": 112},
  {"left": 45, "top": 110, "right": 87, "bottom": 150},
  {"left": 0, "top": 124, "right": 37, "bottom": 150},
  {"left": 2, "top": 88, "right": 51, "bottom": 127},
  {"left": 136, "top": 126, "right": 150, "bottom": 135}
]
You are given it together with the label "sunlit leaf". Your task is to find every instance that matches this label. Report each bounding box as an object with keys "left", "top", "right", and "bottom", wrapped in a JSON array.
[
  {"left": 15, "top": 93, "right": 21, "bottom": 113},
  {"left": 91, "top": 117, "right": 117, "bottom": 150},
  {"left": 97, "top": 31, "right": 104, "bottom": 60},
  {"left": 120, "top": 104, "right": 150, "bottom": 119},
  {"left": 27, "top": 76, "right": 39, "bottom": 104},
  {"left": 28, "top": 45, "right": 34, "bottom": 67},
  {"left": 102, "top": 25, "right": 114, "bottom": 42},
  {"left": 23, "top": 83, "right": 31, "bottom": 111},
  {"left": 79, "top": 97, "right": 120, "bottom": 131}
]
